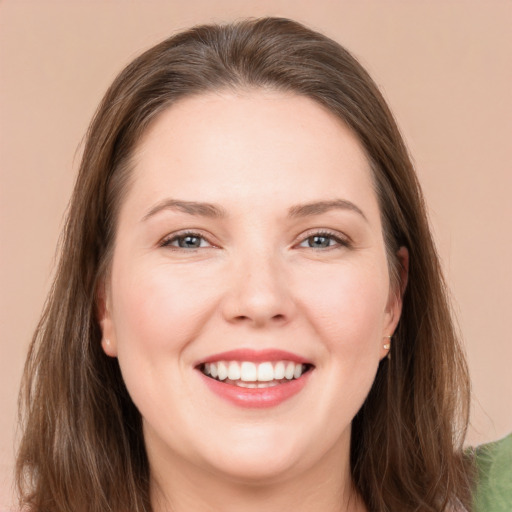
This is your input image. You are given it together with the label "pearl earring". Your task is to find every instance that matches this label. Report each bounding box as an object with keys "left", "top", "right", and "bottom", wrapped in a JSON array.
[{"left": 383, "top": 335, "right": 392, "bottom": 359}]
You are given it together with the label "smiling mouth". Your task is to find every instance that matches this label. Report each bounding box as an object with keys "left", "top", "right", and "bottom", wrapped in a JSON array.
[{"left": 198, "top": 360, "right": 314, "bottom": 388}]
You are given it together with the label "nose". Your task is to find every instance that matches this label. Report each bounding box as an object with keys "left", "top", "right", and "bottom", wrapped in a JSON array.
[{"left": 221, "top": 250, "right": 296, "bottom": 328}]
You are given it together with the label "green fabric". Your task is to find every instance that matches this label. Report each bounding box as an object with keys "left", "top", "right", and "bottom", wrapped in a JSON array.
[{"left": 473, "top": 432, "right": 512, "bottom": 512}]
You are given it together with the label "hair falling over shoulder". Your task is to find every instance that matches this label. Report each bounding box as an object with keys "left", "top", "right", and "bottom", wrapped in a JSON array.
[{"left": 16, "top": 17, "right": 475, "bottom": 512}]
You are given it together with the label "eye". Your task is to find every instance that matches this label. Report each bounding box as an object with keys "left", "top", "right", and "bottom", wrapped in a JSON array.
[
  {"left": 160, "top": 231, "right": 212, "bottom": 250},
  {"left": 297, "top": 231, "right": 349, "bottom": 250}
]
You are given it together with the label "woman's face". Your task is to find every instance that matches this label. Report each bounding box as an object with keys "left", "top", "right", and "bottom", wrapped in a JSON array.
[{"left": 100, "top": 91, "right": 404, "bottom": 485}]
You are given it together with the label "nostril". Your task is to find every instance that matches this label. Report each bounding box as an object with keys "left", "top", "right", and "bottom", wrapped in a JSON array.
[
  {"left": 232, "top": 313, "right": 287, "bottom": 325},
  {"left": 222, "top": 285, "right": 295, "bottom": 326}
]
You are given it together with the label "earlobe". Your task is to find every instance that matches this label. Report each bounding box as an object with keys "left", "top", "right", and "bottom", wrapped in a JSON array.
[
  {"left": 101, "top": 337, "right": 117, "bottom": 357},
  {"left": 381, "top": 335, "right": 392, "bottom": 360},
  {"left": 96, "top": 279, "right": 118, "bottom": 358}
]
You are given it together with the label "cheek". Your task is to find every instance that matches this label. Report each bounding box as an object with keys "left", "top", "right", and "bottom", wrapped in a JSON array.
[
  {"left": 298, "top": 260, "right": 389, "bottom": 358},
  {"left": 110, "top": 259, "right": 221, "bottom": 358},
  {"left": 285, "top": 261, "right": 389, "bottom": 449},
  {"left": 108, "top": 259, "right": 224, "bottom": 429}
]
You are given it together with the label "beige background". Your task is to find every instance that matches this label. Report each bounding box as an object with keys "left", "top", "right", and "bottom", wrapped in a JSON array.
[{"left": 1, "top": 1, "right": 511, "bottom": 508}]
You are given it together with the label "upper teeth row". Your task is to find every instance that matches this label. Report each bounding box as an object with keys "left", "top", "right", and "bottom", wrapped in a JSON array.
[{"left": 203, "top": 361, "right": 305, "bottom": 382}]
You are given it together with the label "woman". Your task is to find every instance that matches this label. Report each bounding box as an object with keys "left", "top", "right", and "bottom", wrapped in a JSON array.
[{"left": 16, "top": 17, "right": 474, "bottom": 511}]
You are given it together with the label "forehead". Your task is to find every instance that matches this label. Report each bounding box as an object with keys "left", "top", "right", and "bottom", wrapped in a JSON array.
[{"left": 125, "top": 90, "right": 379, "bottom": 221}]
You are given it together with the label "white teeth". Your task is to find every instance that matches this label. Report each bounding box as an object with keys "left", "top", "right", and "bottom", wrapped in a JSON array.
[
  {"left": 257, "top": 362, "right": 274, "bottom": 382},
  {"left": 202, "top": 360, "right": 307, "bottom": 383},
  {"left": 228, "top": 361, "right": 241, "bottom": 380},
  {"left": 236, "top": 380, "right": 279, "bottom": 388},
  {"left": 217, "top": 361, "right": 228, "bottom": 381},
  {"left": 274, "top": 361, "right": 285, "bottom": 379},
  {"left": 285, "top": 361, "right": 295, "bottom": 380},
  {"left": 240, "top": 362, "right": 257, "bottom": 382}
]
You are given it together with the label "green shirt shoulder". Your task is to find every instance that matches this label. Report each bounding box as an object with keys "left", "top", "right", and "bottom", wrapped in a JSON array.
[{"left": 473, "top": 432, "right": 512, "bottom": 512}]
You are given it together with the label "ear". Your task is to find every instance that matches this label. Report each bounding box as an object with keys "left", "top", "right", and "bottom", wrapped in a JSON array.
[
  {"left": 381, "top": 246, "right": 409, "bottom": 359},
  {"left": 96, "top": 278, "right": 118, "bottom": 358}
]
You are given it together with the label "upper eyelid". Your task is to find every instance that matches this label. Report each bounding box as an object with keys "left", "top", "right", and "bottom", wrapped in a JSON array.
[
  {"left": 295, "top": 228, "right": 351, "bottom": 244},
  {"left": 159, "top": 230, "right": 215, "bottom": 247}
]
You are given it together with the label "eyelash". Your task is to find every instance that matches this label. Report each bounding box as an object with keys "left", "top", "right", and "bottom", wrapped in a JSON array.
[
  {"left": 159, "top": 229, "right": 351, "bottom": 251},
  {"left": 297, "top": 230, "right": 351, "bottom": 250},
  {"left": 160, "top": 230, "right": 213, "bottom": 250}
]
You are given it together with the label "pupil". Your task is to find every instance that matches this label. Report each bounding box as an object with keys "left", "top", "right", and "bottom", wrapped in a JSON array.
[
  {"left": 310, "top": 235, "right": 329, "bottom": 248},
  {"left": 180, "top": 236, "right": 201, "bottom": 248}
]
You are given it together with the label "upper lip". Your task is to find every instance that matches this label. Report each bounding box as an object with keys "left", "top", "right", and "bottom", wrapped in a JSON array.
[{"left": 195, "top": 348, "right": 313, "bottom": 366}]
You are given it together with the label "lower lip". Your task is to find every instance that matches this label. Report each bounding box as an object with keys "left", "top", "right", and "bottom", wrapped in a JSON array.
[{"left": 198, "top": 371, "right": 312, "bottom": 408}]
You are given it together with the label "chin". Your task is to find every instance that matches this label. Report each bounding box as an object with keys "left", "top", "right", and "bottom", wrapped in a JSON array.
[
  {"left": 192, "top": 423, "right": 324, "bottom": 485},
  {"left": 205, "top": 449, "right": 304, "bottom": 486}
]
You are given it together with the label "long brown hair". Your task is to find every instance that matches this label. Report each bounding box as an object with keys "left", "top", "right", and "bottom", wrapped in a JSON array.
[{"left": 17, "top": 17, "right": 473, "bottom": 511}]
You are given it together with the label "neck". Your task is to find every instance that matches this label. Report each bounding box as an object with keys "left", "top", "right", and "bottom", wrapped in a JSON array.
[
  {"left": 151, "top": 470, "right": 365, "bottom": 512},
  {"left": 148, "top": 438, "right": 366, "bottom": 512}
]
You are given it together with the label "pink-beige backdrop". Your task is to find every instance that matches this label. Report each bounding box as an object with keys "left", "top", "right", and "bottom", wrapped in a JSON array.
[{"left": 1, "top": 1, "right": 511, "bottom": 508}]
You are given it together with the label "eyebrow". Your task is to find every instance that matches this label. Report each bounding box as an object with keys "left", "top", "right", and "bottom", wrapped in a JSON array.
[
  {"left": 142, "top": 199, "right": 227, "bottom": 221},
  {"left": 142, "top": 197, "right": 367, "bottom": 222},
  {"left": 287, "top": 199, "right": 367, "bottom": 222}
]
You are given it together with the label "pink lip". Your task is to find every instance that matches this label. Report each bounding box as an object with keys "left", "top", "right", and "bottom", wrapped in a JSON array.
[
  {"left": 197, "top": 348, "right": 311, "bottom": 365},
  {"left": 197, "top": 370, "right": 312, "bottom": 408},
  {"left": 195, "top": 349, "right": 314, "bottom": 408}
]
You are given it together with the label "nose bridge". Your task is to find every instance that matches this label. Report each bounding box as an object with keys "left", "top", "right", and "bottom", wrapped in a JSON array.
[{"left": 223, "top": 241, "right": 294, "bottom": 326}]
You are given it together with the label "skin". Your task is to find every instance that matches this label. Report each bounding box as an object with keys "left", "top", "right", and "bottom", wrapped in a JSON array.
[{"left": 99, "top": 90, "right": 407, "bottom": 512}]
